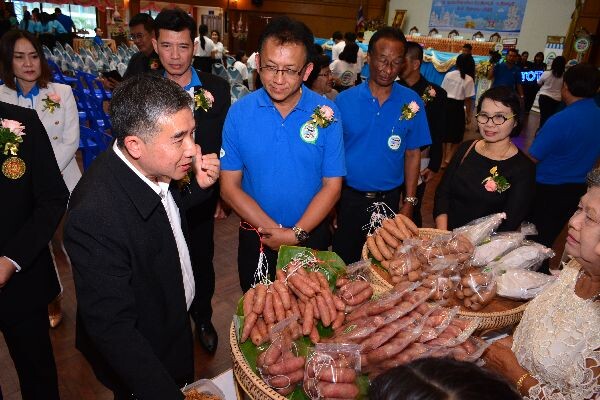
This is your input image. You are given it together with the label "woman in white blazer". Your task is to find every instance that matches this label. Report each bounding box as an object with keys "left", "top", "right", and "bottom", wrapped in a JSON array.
[
  {"left": 0, "top": 30, "right": 81, "bottom": 328},
  {"left": 0, "top": 30, "right": 81, "bottom": 192}
]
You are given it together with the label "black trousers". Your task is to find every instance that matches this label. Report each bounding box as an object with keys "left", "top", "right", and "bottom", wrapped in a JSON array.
[
  {"left": 237, "top": 220, "right": 331, "bottom": 293},
  {"left": 529, "top": 182, "right": 586, "bottom": 274},
  {"left": 0, "top": 307, "right": 59, "bottom": 400},
  {"left": 186, "top": 190, "right": 219, "bottom": 323},
  {"left": 332, "top": 186, "right": 401, "bottom": 264},
  {"left": 538, "top": 94, "right": 561, "bottom": 130}
]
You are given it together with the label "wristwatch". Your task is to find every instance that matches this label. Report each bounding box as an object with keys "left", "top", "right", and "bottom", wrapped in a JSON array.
[
  {"left": 404, "top": 196, "right": 418, "bottom": 206},
  {"left": 292, "top": 226, "right": 310, "bottom": 243}
]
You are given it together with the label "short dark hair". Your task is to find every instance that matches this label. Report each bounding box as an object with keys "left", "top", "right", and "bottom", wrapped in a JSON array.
[
  {"left": 129, "top": 13, "right": 155, "bottom": 33},
  {"left": 462, "top": 43, "right": 472, "bottom": 50},
  {"left": 368, "top": 26, "right": 406, "bottom": 55},
  {"left": 110, "top": 74, "right": 193, "bottom": 147},
  {"left": 0, "top": 30, "right": 52, "bottom": 91},
  {"left": 550, "top": 55, "right": 566, "bottom": 78},
  {"left": 564, "top": 62, "right": 600, "bottom": 98},
  {"left": 344, "top": 32, "right": 357, "bottom": 42},
  {"left": 54, "top": 7, "right": 61, "bottom": 13},
  {"left": 339, "top": 42, "right": 359, "bottom": 64},
  {"left": 305, "top": 54, "right": 330, "bottom": 88},
  {"left": 370, "top": 358, "right": 521, "bottom": 400},
  {"left": 258, "top": 16, "right": 315, "bottom": 63},
  {"left": 405, "top": 41, "right": 424, "bottom": 65},
  {"left": 332, "top": 31, "right": 343, "bottom": 41},
  {"left": 477, "top": 86, "right": 522, "bottom": 137},
  {"left": 235, "top": 50, "right": 246, "bottom": 62},
  {"left": 521, "top": 51, "right": 529, "bottom": 57},
  {"left": 154, "top": 8, "right": 196, "bottom": 43},
  {"left": 507, "top": 48, "right": 518, "bottom": 55}
]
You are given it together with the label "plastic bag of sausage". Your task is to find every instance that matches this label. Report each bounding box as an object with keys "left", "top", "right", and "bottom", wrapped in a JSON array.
[
  {"left": 336, "top": 260, "right": 374, "bottom": 310},
  {"left": 256, "top": 317, "right": 306, "bottom": 396},
  {"left": 303, "top": 343, "right": 361, "bottom": 400},
  {"left": 414, "top": 233, "right": 474, "bottom": 267},
  {"left": 455, "top": 266, "right": 497, "bottom": 311},
  {"left": 453, "top": 212, "right": 506, "bottom": 246}
]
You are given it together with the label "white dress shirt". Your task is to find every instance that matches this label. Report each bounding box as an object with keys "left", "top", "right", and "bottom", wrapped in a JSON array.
[{"left": 113, "top": 142, "right": 195, "bottom": 309}]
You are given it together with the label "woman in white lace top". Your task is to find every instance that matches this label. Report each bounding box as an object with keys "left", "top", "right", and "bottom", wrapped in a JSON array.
[{"left": 483, "top": 168, "right": 600, "bottom": 399}]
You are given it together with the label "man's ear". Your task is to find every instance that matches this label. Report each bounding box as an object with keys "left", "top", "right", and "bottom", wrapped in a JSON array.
[
  {"left": 123, "top": 135, "right": 144, "bottom": 160},
  {"left": 152, "top": 37, "right": 158, "bottom": 54}
]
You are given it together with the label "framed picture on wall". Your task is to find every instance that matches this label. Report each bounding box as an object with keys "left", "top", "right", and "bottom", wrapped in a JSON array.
[{"left": 392, "top": 10, "right": 407, "bottom": 30}]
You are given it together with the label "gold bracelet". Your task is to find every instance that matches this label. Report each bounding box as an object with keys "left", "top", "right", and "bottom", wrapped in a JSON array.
[{"left": 516, "top": 372, "right": 530, "bottom": 394}]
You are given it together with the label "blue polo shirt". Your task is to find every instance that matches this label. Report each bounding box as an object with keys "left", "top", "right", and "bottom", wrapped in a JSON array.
[
  {"left": 335, "top": 81, "right": 431, "bottom": 191},
  {"left": 492, "top": 62, "right": 521, "bottom": 89},
  {"left": 529, "top": 98, "right": 600, "bottom": 184},
  {"left": 221, "top": 86, "right": 346, "bottom": 227}
]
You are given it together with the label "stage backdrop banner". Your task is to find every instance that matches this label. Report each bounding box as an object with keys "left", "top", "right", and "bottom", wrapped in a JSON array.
[{"left": 429, "top": 0, "right": 528, "bottom": 36}]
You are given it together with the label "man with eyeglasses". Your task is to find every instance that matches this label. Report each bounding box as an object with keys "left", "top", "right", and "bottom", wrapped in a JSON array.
[
  {"left": 122, "top": 13, "right": 161, "bottom": 80},
  {"left": 151, "top": 8, "right": 231, "bottom": 354},
  {"left": 101, "top": 14, "right": 161, "bottom": 90},
  {"left": 332, "top": 27, "right": 431, "bottom": 264},
  {"left": 220, "top": 16, "right": 346, "bottom": 292}
]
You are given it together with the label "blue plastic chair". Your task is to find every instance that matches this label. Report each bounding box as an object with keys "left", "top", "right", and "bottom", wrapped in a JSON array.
[
  {"left": 79, "top": 126, "right": 112, "bottom": 170},
  {"left": 47, "top": 59, "right": 78, "bottom": 86}
]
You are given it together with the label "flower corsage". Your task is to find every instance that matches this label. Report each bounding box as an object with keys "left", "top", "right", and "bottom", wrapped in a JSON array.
[
  {"left": 0, "top": 119, "right": 26, "bottom": 156},
  {"left": 482, "top": 166, "right": 511, "bottom": 193},
  {"left": 421, "top": 85, "right": 436, "bottom": 104},
  {"left": 42, "top": 94, "right": 61, "bottom": 113},
  {"left": 309, "top": 105, "right": 335, "bottom": 128},
  {"left": 194, "top": 88, "right": 214, "bottom": 112},
  {"left": 400, "top": 101, "right": 419, "bottom": 120}
]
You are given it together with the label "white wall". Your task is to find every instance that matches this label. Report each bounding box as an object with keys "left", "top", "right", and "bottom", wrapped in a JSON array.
[{"left": 388, "top": 0, "right": 574, "bottom": 54}]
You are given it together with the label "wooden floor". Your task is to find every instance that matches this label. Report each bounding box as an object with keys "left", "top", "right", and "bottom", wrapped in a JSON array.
[{"left": 1, "top": 111, "right": 563, "bottom": 399}]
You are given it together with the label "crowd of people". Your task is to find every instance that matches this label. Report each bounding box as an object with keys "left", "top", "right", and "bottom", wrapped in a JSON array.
[{"left": 1, "top": 6, "right": 599, "bottom": 400}]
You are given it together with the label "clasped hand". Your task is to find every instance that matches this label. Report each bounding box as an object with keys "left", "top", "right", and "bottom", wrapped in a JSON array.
[{"left": 258, "top": 227, "right": 298, "bottom": 251}]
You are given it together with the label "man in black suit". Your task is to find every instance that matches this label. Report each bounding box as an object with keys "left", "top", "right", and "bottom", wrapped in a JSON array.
[
  {"left": 152, "top": 8, "right": 230, "bottom": 354},
  {"left": 399, "top": 41, "right": 447, "bottom": 226},
  {"left": 64, "top": 75, "right": 220, "bottom": 400},
  {"left": 0, "top": 101, "right": 68, "bottom": 400}
]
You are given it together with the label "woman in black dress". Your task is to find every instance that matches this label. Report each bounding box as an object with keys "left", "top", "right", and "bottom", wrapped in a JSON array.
[{"left": 434, "top": 86, "right": 535, "bottom": 231}]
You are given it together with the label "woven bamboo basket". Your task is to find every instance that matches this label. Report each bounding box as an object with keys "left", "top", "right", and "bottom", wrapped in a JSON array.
[
  {"left": 230, "top": 322, "right": 286, "bottom": 400},
  {"left": 362, "top": 228, "right": 528, "bottom": 331}
]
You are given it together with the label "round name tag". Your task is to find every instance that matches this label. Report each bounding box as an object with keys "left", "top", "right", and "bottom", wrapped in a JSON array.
[
  {"left": 388, "top": 134, "right": 401, "bottom": 151},
  {"left": 300, "top": 122, "right": 319, "bottom": 144}
]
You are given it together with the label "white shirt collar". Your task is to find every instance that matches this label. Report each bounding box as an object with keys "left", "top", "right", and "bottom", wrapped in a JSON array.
[{"left": 113, "top": 141, "right": 170, "bottom": 196}]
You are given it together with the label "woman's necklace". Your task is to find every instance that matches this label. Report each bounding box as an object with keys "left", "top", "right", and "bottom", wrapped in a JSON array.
[
  {"left": 483, "top": 140, "right": 513, "bottom": 160},
  {"left": 576, "top": 268, "right": 600, "bottom": 301}
]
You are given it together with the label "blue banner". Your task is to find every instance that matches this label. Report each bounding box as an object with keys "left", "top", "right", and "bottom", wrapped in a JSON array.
[{"left": 429, "top": 0, "right": 528, "bottom": 35}]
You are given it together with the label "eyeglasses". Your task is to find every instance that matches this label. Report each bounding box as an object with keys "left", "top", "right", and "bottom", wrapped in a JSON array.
[
  {"left": 259, "top": 63, "right": 307, "bottom": 78},
  {"left": 475, "top": 113, "right": 516, "bottom": 125},
  {"left": 373, "top": 57, "right": 403, "bottom": 71},
  {"left": 129, "top": 33, "right": 147, "bottom": 40}
]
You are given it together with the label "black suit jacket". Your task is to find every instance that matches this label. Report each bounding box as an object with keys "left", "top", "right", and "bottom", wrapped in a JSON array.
[
  {"left": 400, "top": 75, "right": 447, "bottom": 172},
  {"left": 0, "top": 101, "right": 68, "bottom": 324},
  {"left": 64, "top": 148, "right": 212, "bottom": 399},
  {"left": 192, "top": 70, "right": 230, "bottom": 155}
]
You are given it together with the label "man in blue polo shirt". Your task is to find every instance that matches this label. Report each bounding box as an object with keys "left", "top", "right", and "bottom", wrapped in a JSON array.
[
  {"left": 489, "top": 48, "right": 524, "bottom": 98},
  {"left": 221, "top": 16, "right": 345, "bottom": 292},
  {"left": 528, "top": 63, "right": 600, "bottom": 273},
  {"left": 332, "top": 27, "right": 431, "bottom": 264}
]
